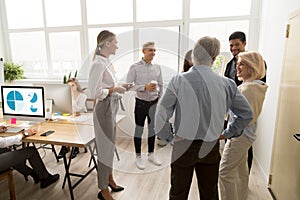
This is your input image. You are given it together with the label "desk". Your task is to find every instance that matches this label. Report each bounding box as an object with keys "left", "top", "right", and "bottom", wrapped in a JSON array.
[
  {"left": 0, "top": 114, "right": 126, "bottom": 200},
  {"left": 47, "top": 113, "right": 125, "bottom": 126},
  {"left": 22, "top": 122, "right": 97, "bottom": 200}
]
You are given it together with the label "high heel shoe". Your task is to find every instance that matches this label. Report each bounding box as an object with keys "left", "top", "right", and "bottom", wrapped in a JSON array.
[
  {"left": 30, "top": 171, "right": 40, "bottom": 184},
  {"left": 97, "top": 191, "right": 105, "bottom": 200},
  {"left": 108, "top": 183, "right": 124, "bottom": 192}
]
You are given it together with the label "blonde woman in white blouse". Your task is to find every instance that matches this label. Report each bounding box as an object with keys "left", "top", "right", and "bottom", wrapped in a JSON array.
[{"left": 88, "top": 30, "right": 126, "bottom": 200}]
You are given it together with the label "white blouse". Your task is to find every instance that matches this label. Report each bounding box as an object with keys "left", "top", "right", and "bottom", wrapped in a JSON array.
[
  {"left": 88, "top": 55, "right": 117, "bottom": 101},
  {"left": 73, "top": 93, "right": 87, "bottom": 113},
  {"left": 0, "top": 134, "right": 22, "bottom": 148}
]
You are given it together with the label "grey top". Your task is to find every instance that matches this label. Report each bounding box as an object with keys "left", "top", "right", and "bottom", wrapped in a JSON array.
[
  {"left": 155, "top": 65, "right": 253, "bottom": 142},
  {"left": 126, "top": 59, "right": 163, "bottom": 102},
  {"left": 228, "top": 59, "right": 236, "bottom": 80}
]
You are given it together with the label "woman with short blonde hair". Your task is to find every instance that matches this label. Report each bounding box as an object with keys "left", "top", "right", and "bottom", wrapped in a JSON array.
[
  {"left": 237, "top": 51, "right": 265, "bottom": 81},
  {"left": 219, "top": 51, "right": 268, "bottom": 200}
]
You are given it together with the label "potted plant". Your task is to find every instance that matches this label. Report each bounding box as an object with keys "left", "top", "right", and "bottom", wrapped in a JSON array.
[
  {"left": 63, "top": 70, "right": 77, "bottom": 83},
  {"left": 4, "top": 61, "right": 24, "bottom": 83}
]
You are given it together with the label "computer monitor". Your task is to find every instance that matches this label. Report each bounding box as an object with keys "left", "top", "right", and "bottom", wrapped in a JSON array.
[
  {"left": 34, "top": 83, "right": 73, "bottom": 115},
  {"left": 1, "top": 85, "right": 45, "bottom": 122}
]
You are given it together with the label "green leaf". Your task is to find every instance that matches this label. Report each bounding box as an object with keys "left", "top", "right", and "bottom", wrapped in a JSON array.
[{"left": 3, "top": 61, "right": 24, "bottom": 82}]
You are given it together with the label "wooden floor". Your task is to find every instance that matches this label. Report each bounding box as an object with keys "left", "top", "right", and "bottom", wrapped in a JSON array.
[{"left": 0, "top": 139, "right": 273, "bottom": 200}]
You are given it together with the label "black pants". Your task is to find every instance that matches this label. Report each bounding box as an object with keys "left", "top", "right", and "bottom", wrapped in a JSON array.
[
  {"left": 170, "top": 139, "right": 220, "bottom": 200},
  {"left": 134, "top": 98, "right": 158, "bottom": 155},
  {"left": 0, "top": 146, "right": 49, "bottom": 179}
]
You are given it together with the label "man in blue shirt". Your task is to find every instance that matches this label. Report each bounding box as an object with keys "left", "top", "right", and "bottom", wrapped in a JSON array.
[
  {"left": 126, "top": 42, "right": 163, "bottom": 170},
  {"left": 155, "top": 36, "right": 253, "bottom": 200}
]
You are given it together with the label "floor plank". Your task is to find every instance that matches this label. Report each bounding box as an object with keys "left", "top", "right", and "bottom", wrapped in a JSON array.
[{"left": 0, "top": 139, "right": 272, "bottom": 200}]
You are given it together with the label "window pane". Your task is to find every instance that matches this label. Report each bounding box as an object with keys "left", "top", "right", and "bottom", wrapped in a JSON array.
[
  {"left": 5, "top": 0, "right": 43, "bottom": 29},
  {"left": 79, "top": 27, "right": 134, "bottom": 80},
  {"left": 190, "top": 21, "right": 249, "bottom": 75},
  {"left": 44, "top": 0, "right": 81, "bottom": 27},
  {"left": 189, "top": 20, "right": 249, "bottom": 52},
  {"left": 138, "top": 27, "right": 180, "bottom": 82},
  {"left": 49, "top": 32, "right": 81, "bottom": 77},
  {"left": 9, "top": 32, "right": 47, "bottom": 77},
  {"left": 86, "top": 0, "right": 132, "bottom": 24},
  {"left": 190, "top": 0, "right": 251, "bottom": 18},
  {"left": 136, "top": 0, "right": 181, "bottom": 22}
]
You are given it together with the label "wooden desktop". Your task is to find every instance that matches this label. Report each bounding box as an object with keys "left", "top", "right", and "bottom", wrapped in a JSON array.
[{"left": 0, "top": 113, "right": 125, "bottom": 200}]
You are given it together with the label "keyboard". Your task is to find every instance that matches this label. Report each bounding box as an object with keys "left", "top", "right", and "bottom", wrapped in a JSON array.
[{"left": 6, "top": 127, "right": 25, "bottom": 133}]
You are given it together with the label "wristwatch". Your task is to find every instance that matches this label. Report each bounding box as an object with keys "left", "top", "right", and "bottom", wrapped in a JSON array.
[{"left": 22, "top": 132, "right": 29, "bottom": 137}]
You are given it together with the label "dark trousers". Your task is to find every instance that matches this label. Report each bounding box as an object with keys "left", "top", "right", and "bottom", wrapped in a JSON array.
[
  {"left": 170, "top": 139, "right": 220, "bottom": 200},
  {"left": 0, "top": 146, "right": 49, "bottom": 179},
  {"left": 248, "top": 146, "right": 253, "bottom": 172},
  {"left": 134, "top": 98, "right": 158, "bottom": 155}
]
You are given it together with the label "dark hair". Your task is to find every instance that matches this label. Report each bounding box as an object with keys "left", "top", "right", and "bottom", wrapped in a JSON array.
[
  {"left": 182, "top": 50, "right": 193, "bottom": 72},
  {"left": 229, "top": 31, "right": 246, "bottom": 43},
  {"left": 93, "top": 30, "right": 116, "bottom": 60}
]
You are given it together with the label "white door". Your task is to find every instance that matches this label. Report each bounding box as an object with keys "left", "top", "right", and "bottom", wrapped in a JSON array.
[{"left": 269, "top": 10, "right": 300, "bottom": 200}]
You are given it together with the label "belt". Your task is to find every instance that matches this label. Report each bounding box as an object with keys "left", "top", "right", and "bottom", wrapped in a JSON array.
[
  {"left": 103, "top": 93, "right": 125, "bottom": 111},
  {"left": 136, "top": 98, "right": 158, "bottom": 105}
]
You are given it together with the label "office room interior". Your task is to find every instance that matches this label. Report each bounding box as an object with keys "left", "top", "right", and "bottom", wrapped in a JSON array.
[{"left": 0, "top": 0, "right": 300, "bottom": 199}]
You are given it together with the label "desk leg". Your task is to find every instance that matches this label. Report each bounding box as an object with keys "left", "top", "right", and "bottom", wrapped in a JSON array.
[
  {"left": 88, "top": 143, "right": 98, "bottom": 170},
  {"left": 51, "top": 144, "right": 59, "bottom": 162},
  {"left": 62, "top": 147, "right": 74, "bottom": 200}
]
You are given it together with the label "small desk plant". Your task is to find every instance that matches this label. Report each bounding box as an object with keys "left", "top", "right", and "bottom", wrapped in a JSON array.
[
  {"left": 4, "top": 61, "right": 24, "bottom": 83},
  {"left": 63, "top": 70, "right": 77, "bottom": 84}
]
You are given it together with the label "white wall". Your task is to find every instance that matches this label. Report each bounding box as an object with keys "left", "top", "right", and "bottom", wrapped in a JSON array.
[{"left": 254, "top": 0, "right": 300, "bottom": 181}]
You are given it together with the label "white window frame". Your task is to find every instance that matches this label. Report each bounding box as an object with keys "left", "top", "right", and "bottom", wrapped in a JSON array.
[{"left": 0, "top": 0, "right": 261, "bottom": 80}]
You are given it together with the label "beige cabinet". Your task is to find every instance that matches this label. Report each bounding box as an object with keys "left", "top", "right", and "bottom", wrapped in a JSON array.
[{"left": 269, "top": 10, "right": 300, "bottom": 200}]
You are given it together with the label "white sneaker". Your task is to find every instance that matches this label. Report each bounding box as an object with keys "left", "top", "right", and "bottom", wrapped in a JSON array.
[
  {"left": 136, "top": 156, "right": 145, "bottom": 170},
  {"left": 148, "top": 153, "right": 162, "bottom": 166}
]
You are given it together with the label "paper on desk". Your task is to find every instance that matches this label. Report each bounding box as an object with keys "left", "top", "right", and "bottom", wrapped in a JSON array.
[{"left": 69, "top": 115, "right": 91, "bottom": 122}]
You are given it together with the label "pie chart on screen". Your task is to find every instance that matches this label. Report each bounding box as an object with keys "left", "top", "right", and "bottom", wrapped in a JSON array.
[
  {"left": 29, "top": 92, "right": 38, "bottom": 112},
  {"left": 6, "top": 90, "right": 24, "bottom": 111},
  {"left": 29, "top": 92, "right": 38, "bottom": 103}
]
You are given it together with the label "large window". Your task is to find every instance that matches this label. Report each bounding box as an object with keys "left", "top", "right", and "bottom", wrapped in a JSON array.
[
  {"left": 190, "top": 0, "right": 251, "bottom": 18},
  {"left": 189, "top": 21, "right": 249, "bottom": 52},
  {"left": 136, "top": 0, "right": 182, "bottom": 22},
  {"left": 86, "top": 0, "right": 133, "bottom": 24},
  {"left": 9, "top": 32, "right": 47, "bottom": 77},
  {"left": 1, "top": 0, "right": 259, "bottom": 80},
  {"left": 5, "top": 0, "right": 43, "bottom": 29},
  {"left": 49, "top": 31, "right": 81, "bottom": 76},
  {"left": 44, "top": 0, "right": 82, "bottom": 27}
]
